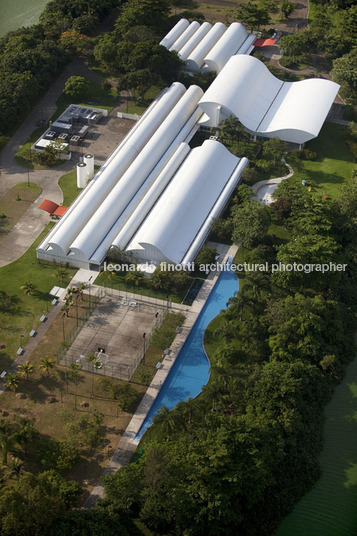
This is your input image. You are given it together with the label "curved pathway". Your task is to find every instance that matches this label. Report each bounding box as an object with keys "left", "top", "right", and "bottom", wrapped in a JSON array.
[{"left": 252, "top": 158, "right": 294, "bottom": 205}]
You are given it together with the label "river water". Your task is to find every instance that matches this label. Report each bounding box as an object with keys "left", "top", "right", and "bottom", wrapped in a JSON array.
[{"left": 0, "top": 0, "right": 50, "bottom": 38}]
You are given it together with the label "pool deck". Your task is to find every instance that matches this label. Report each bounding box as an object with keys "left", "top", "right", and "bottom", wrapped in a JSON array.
[{"left": 84, "top": 242, "right": 238, "bottom": 508}]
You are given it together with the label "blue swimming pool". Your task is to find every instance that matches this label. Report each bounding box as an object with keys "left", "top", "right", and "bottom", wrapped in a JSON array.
[{"left": 136, "top": 257, "right": 239, "bottom": 440}]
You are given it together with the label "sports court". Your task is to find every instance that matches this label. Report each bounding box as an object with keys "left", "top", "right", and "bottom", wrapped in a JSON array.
[{"left": 61, "top": 294, "right": 164, "bottom": 380}]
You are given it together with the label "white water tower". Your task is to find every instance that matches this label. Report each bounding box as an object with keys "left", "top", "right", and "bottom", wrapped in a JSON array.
[
  {"left": 83, "top": 153, "right": 94, "bottom": 180},
  {"left": 76, "top": 162, "right": 88, "bottom": 188}
]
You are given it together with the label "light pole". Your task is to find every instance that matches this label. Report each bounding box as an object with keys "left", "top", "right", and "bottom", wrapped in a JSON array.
[
  {"left": 143, "top": 332, "right": 146, "bottom": 365},
  {"left": 62, "top": 313, "right": 66, "bottom": 341}
]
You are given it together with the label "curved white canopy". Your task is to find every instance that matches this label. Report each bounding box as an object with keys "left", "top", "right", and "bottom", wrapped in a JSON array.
[{"left": 199, "top": 55, "right": 340, "bottom": 144}]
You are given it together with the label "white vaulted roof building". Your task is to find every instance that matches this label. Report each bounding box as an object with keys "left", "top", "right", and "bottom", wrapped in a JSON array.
[
  {"left": 199, "top": 55, "right": 340, "bottom": 144},
  {"left": 160, "top": 18, "right": 256, "bottom": 72},
  {"left": 36, "top": 23, "right": 339, "bottom": 270},
  {"left": 37, "top": 83, "right": 248, "bottom": 269}
]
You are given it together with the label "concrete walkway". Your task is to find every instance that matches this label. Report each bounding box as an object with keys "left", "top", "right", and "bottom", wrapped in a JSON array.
[
  {"left": 84, "top": 243, "right": 237, "bottom": 508},
  {"left": 0, "top": 299, "right": 64, "bottom": 394}
]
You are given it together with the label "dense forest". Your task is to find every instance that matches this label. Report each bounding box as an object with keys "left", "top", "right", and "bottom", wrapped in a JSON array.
[{"left": 0, "top": 0, "right": 120, "bottom": 143}]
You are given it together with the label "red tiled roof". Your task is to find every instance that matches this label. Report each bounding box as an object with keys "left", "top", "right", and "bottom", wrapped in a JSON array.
[
  {"left": 253, "top": 38, "right": 277, "bottom": 47},
  {"left": 52, "top": 206, "right": 68, "bottom": 217},
  {"left": 38, "top": 199, "right": 68, "bottom": 217},
  {"left": 38, "top": 199, "right": 59, "bottom": 214}
]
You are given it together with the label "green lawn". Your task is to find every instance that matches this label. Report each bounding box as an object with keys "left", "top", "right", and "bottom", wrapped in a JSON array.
[
  {"left": 124, "top": 85, "right": 163, "bottom": 115},
  {"left": 286, "top": 123, "right": 355, "bottom": 199},
  {"left": 97, "top": 270, "right": 191, "bottom": 304},
  {"left": 0, "top": 183, "right": 41, "bottom": 240},
  {"left": 0, "top": 167, "right": 85, "bottom": 369},
  {"left": 58, "top": 170, "right": 81, "bottom": 206},
  {"left": 0, "top": 224, "right": 77, "bottom": 370},
  {"left": 275, "top": 353, "right": 357, "bottom": 536}
]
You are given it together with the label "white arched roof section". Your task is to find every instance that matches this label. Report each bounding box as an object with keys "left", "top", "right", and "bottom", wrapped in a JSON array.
[
  {"left": 109, "top": 143, "right": 191, "bottom": 254},
  {"left": 258, "top": 78, "right": 341, "bottom": 143},
  {"left": 69, "top": 85, "right": 204, "bottom": 262},
  {"left": 45, "top": 82, "right": 186, "bottom": 256},
  {"left": 37, "top": 95, "right": 163, "bottom": 255},
  {"left": 204, "top": 23, "right": 250, "bottom": 73},
  {"left": 236, "top": 32, "right": 256, "bottom": 55},
  {"left": 90, "top": 105, "right": 203, "bottom": 265},
  {"left": 199, "top": 55, "right": 339, "bottom": 143},
  {"left": 178, "top": 22, "right": 212, "bottom": 61},
  {"left": 200, "top": 55, "right": 282, "bottom": 131},
  {"left": 186, "top": 22, "right": 226, "bottom": 71},
  {"left": 169, "top": 21, "right": 200, "bottom": 53},
  {"left": 159, "top": 18, "right": 189, "bottom": 48},
  {"left": 126, "top": 140, "right": 243, "bottom": 264},
  {"left": 181, "top": 155, "right": 248, "bottom": 266}
]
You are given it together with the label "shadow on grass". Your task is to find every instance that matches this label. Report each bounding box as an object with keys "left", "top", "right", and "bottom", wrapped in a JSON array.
[{"left": 0, "top": 352, "right": 13, "bottom": 371}]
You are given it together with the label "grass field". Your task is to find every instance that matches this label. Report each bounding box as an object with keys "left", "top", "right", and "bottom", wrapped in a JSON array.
[
  {"left": 0, "top": 225, "right": 77, "bottom": 370},
  {"left": 286, "top": 123, "right": 355, "bottom": 199},
  {"left": 0, "top": 294, "right": 148, "bottom": 498},
  {"left": 0, "top": 301, "right": 185, "bottom": 498},
  {"left": 97, "top": 270, "right": 191, "bottom": 304},
  {"left": 0, "top": 183, "right": 41, "bottom": 241},
  {"left": 275, "top": 354, "right": 357, "bottom": 536},
  {"left": 124, "top": 85, "right": 163, "bottom": 115}
]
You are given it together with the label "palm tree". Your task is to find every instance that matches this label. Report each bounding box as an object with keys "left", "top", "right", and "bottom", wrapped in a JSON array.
[
  {"left": 78, "top": 283, "right": 87, "bottom": 301},
  {"left": 201, "top": 382, "right": 225, "bottom": 412},
  {"left": 210, "top": 365, "right": 234, "bottom": 391},
  {"left": 40, "top": 356, "right": 55, "bottom": 375},
  {"left": 0, "top": 421, "right": 17, "bottom": 465},
  {"left": 14, "top": 417, "right": 35, "bottom": 456},
  {"left": 220, "top": 115, "right": 250, "bottom": 145},
  {"left": 17, "top": 360, "right": 35, "bottom": 380},
  {"left": 227, "top": 291, "right": 253, "bottom": 321},
  {"left": 152, "top": 406, "right": 178, "bottom": 439},
  {"left": 20, "top": 281, "right": 37, "bottom": 295},
  {"left": 68, "top": 362, "right": 80, "bottom": 383},
  {"left": 151, "top": 269, "right": 168, "bottom": 291},
  {"left": 3, "top": 373, "right": 20, "bottom": 392},
  {"left": 213, "top": 319, "right": 237, "bottom": 343},
  {"left": 175, "top": 397, "right": 203, "bottom": 426},
  {"left": 125, "top": 270, "right": 144, "bottom": 287},
  {"left": 61, "top": 298, "right": 73, "bottom": 318},
  {"left": 7, "top": 457, "right": 24, "bottom": 479},
  {"left": 53, "top": 266, "right": 68, "bottom": 283},
  {"left": 242, "top": 272, "right": 270, "bottom": 308}
]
